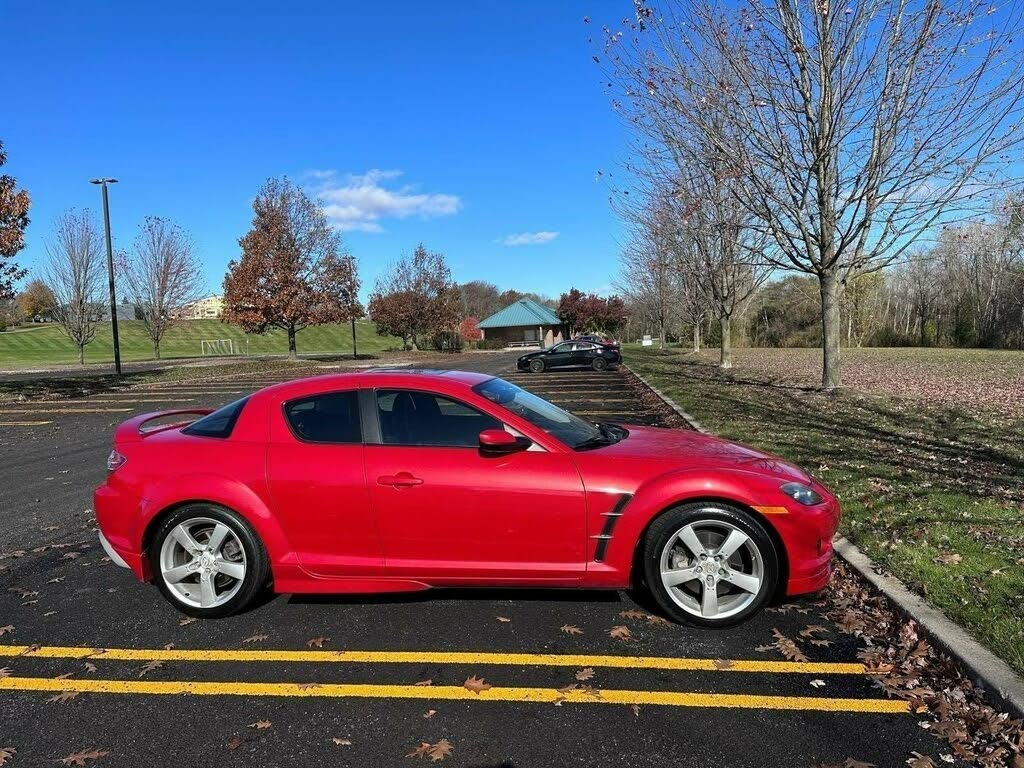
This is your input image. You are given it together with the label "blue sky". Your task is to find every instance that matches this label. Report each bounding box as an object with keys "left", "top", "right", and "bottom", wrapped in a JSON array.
[{"left": 3, "top": 1, "right": 629, "bottom": 300}]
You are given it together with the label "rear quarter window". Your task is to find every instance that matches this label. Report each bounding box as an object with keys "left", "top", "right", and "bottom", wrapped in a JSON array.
[
  {"left": 284, "top": 391, "right": 362, "bottom": 444},
  {"left": 181, "top": 397, "right": 250, "bottom": 439}
]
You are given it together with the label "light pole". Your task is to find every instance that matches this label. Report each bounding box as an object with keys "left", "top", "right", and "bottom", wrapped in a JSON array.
[{"left": 90, "top": 178, "right": 121, "bottom": 375}]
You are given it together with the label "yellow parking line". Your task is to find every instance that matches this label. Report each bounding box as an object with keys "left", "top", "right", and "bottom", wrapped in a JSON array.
[
  {"left": 0, "top": 645, "right": 864, "bottom": 674},
  {"left": 0, "top": 408, "right": 132, "bottom": 414},
  {"left": 0, "top": 677, "right": 908, "bottom": 713},
  {"left": 0, "top": 420, "right": 52, "bottom": 426}
]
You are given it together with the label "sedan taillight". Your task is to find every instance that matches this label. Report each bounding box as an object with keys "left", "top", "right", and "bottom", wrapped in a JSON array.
[{"left": 106, "top": 449, "right": 127, "bottom": 473}]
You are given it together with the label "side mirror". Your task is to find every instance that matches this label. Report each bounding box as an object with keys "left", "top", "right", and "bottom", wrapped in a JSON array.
[{"left": 479, "top": 428, "right": 531, "bottom": 455}]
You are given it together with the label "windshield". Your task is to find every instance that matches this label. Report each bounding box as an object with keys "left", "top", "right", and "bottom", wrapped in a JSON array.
[{"left": 472, "top": 378, "right": 603, "bottom": 449}]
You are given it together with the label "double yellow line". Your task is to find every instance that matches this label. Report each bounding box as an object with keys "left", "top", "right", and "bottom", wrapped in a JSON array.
[{"left": 0, "top": 644, "right": 908, "bottom": 714}]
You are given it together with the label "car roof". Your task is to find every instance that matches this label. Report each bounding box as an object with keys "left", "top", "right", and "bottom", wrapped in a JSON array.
[{"left": 257, "top": 368, "right": 495, "bottom": 400}]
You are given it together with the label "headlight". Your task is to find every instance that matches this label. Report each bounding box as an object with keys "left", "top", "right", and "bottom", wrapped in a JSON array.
[{"left": 780, "top": 482, "right": 822, "bottom": 506}]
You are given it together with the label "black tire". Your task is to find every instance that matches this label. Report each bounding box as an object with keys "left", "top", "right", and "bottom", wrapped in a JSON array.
[
  {"left": 529, "top": 359, "right": 545, "bottom": 373},
  {"left": 641, "top": 502, "right": 778, "bottom": 628},
  {"left": 591, "top": 357, "right": 608, "bottom": 371},
  {"left": 150, "top": 503, "right": 270, "bottom": 619}
]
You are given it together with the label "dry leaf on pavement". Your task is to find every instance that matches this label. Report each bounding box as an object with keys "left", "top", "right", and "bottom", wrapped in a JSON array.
[
  {"left": 243, "top": 634, "right": 269, "bottom": 644},
  {"left": 0, "top": 626, "right": 13, "bottom": 636},
  {"left": 423, "top": 709, "right": 436, "bottom": 719},
  {"left": 575, "top": 667, "right": 595, "bottom": 681},
  {"left": 713, "top": 658, "right": 733, "bottom": 670},
  {"left": 463, "top": 675, "right": 492, "bottom": 694},
  {"left": 0, "top": 668, "right": 10, "bottom": 679},
  {"left": 48, "top": 691, "right": 79, "bottom": 704},
  {"left": 332, "top": 737, "right": 352, "bottom": 746},
  {"left": 225, "top": 736, "right": 244, "bottom": 751},
  {"left": 631, "top": 704, "right": 640, "bottom": 717},
  {"left": 618, "top": 609, "right": 647, "bottom": 620},
  {"left": 906, "top": 754, "right": 936, "bottom": 768},
  {"left": 139, "top": 660, "right": 164, "bottom": 677},
  {"left": 306, "top": 636, "right": 329, "bottom": 648},
  {"left": 60, "top": 748, "right": 109, "bottom": 766},
  {"left": 495, "top": 616, "right": 511, "bottom": 623},
  {"left": 560, "top": 624, "right": 583, "bottom": 635},
  {"left": 249, "top": 720, "right": 271, "bottom": 730},
  {"left": 0, "top": 748, "right": 15, "bottom": 766},
  {"left": 414, "top": 679, "right": 432, "bottom": 687},
  {"left": 608, "top": 625, "right": 635, "bottom": 642},
  {"left": 178, "top": 617, "right": 197, "bottom": 626}
]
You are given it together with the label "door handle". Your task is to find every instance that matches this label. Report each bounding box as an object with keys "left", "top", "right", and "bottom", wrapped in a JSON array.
[{"left": 377, "top": 473, "right": 423, "bottom": 488}]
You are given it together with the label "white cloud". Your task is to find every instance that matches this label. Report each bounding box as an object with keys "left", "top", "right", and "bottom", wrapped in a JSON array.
[
  {"left": 502, "top": 231, "right": 559, "bottom": 247},
  {"left": 306, "top": 169, "right": 461, "bottom": 233}
]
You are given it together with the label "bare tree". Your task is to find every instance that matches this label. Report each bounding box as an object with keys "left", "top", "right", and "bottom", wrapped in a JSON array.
[
  {"left": 119, "top": 217, "right": 206, "bottom": 360},
  {"left": 604, "top": 0, "right": 1024, "bottom": 387},
  {"left": 44, "top": 210, "right": 105, "bottom": 364}
]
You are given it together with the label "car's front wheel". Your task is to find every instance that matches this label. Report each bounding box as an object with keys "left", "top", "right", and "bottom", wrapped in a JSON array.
[
  {"left": 592, "top": 357, "right": 608, "bottom": 371},
  {"left": 151, "top": 503, "right": 269, "bottom": 618},
  {"left": 529, "top": 359, "right": 545, "bottom": 373},
  {"left": 642, "top": 503, "right": 778, "bottom": 627}
]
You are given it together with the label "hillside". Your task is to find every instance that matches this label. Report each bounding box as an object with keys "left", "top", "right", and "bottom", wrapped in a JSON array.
[{"left": 0, "top": 319, "right": 401, "bottom": 366}]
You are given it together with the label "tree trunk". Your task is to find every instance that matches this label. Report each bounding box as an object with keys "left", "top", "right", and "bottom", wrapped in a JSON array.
[
  {"left": 658, "top": 318, "right": 665, "bottom": 349},
  {"left": 78, "top": 344, "right": 85, "bottom": 365},
  {"left": 692, "top": 324, "right": 701, "bottom": 353},
  {"left": 820, "top": 272, "right": 842, "bottom": 390},
  {"left": 287, "top": 326, "right": 297, "bottom": 360},
  {"left": 153, "top": 338, "right": 161, "bottom": 360},
  {"left": 719, "top": 315, "right": 732, "bottom": 369}
]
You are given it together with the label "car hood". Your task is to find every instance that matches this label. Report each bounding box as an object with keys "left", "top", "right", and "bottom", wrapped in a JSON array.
[{"left": 594, "top": 425, "right": 812, "bottom": 482}]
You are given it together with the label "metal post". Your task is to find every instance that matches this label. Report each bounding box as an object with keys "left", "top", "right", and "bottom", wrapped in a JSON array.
[
  {"left": 93, "top": 178, "right": 121, "bottom": 375},
  {"left": 351, "top": 316, "right": 358, "bottom": 359}
]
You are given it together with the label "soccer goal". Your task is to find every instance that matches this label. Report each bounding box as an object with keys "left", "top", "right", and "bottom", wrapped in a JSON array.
[{"left": 200, "top": 339, "right": 241, "bottom": 356}]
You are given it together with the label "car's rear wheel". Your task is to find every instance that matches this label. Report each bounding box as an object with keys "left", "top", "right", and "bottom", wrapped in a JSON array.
[
  {"left": 642, "top": 503, "right": 777, "bottom": 627},
  {"left": 151, "top": 503, "right": 269, "bottom": 618},
  {"left": 529, "top": 359, "right": 545, "bottom": 373},
  {"left": 592, "top": 357, "right": 608, "bottom": 371}
]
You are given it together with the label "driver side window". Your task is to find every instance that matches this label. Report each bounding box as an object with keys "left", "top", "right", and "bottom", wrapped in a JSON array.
[{"left": 376, "top": 390, "right": 502, "bottom": 447}]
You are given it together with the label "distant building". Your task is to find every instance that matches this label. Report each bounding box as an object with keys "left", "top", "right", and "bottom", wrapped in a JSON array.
[
  {"left": 177, "top": 294, "right": 225, "bottom": 320},
  {"left": 98, "top": 302, "right": 141, "bottom": 322},
  {"left": 477, "top": 298, "right": 565, "bottom": 348}
]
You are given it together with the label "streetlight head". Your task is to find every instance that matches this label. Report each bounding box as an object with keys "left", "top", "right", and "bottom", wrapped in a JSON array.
[{"left": 90, "top": 177, "right": 118, "bottom": 185}]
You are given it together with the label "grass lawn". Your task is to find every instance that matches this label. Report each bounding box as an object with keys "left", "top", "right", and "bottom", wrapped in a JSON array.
[
  {"left": 0, "top": 319, "right": 402, "bottom": 368},
  {"left": 626, "top": 346, "right": 1024, "bottom": 675}
]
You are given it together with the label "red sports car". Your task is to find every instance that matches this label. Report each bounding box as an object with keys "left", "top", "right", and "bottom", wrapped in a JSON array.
[{"left": 94, "top": 370, "right": 839, "bottom": 626}]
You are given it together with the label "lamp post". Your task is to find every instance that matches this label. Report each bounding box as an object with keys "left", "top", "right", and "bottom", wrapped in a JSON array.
[{"left": 90, "top": 178, "right": 121, "bottom": 375}]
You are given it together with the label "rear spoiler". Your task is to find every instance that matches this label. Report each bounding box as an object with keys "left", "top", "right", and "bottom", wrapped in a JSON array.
[{"left": 113, "top": 409, "right": 213, "bottom": 444}]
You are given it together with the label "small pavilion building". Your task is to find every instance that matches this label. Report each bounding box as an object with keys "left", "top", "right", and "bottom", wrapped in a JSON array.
[{"left": 477, "top": 298, "right": 566, "bottom": 348}]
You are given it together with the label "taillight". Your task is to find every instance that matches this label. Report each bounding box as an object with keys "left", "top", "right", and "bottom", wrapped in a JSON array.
[{"left": 106, "top": 449, "right": 127, "bottom": 473}]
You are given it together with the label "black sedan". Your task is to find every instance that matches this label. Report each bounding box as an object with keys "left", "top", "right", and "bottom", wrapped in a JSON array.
[{"left": 516, "top": 340, "right": 622, "bottom": 372}]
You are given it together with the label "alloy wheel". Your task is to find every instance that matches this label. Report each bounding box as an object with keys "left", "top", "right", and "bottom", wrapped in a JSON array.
[
  {"left": 158, "top": 516, "right": 247, "bottom": 609},
  {"left": 658, "top": 516, "right": 764, "bottom": 620}
]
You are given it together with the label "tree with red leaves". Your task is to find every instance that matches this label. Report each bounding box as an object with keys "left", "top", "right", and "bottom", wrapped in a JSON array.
[
  {"left": 459, "top": 316, "right": 482, "bottom": 342},
  {"left": 558, "top": 288, "right": 628, "bottom": 336},
  {"left": 368, "top": 244, "right": 460, "bottom": 350},
  {"left": 223, "top": 177, "right": 361, "bottom": 359},
  {"left": 0, "top": 140, "right": 30, "bottom": 299}
]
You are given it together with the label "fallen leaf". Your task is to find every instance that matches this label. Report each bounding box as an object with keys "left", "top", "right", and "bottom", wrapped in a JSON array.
[
  {"left": 249, "top": 720, "right": 271, "bottom": 730},
  {"left": 225, "top": 736, "right": 244, "bottom": 751},
  {"left": 83, "top": 663, "right": 97, "bottom": 673},
  {"left": 799, "top": 625, "right": 830, "bottom": 638},
  {"left": 332, "top": 737, "right": 352, "bottom": 746},
  {"left": 306, "top": 636, "right": 329, "bottom": 648},
  {"left": 495, "top": 616, "right": 511, "bottom": 623},
  {"left": 423, "top": 709, "right": 436, "bottom": 719},
  {"left": 0, "top": 626, "right": 14, "bottom": 637},
  {"left": 630, "top": 704, "right": 640, "bottom": 717},
  {"left": 414, "top": 679, "right": 432, "bottom": 687},
  {"left": 55, "top": 672, "right": 75, "bottom": 680},
  {"left": 428, "top": 738, "right": 454, "bottom": 762},
  {"left": 60, "top": 748, "right": 109, "bottom": 765},
  {"left": 407, "top": 743, "right": 432, "bottom": 759},
  {"left": 560, "top": 624, "right": 583, "bottom": 635},
  {"left": 20, "top": 644, "right": 39, "bottom": 656},
  {"left": 243, "top": 634, "right": 269, "bottom": 644},
  {"left": 810, "top": 679, "right": 826, "bottom": 688},
  {"left": 178, "top": 617, "right": 197, "bottom": 626},
  {"left": 608, "top": 625, "right": 635, "bottom": 642},
  {"left": 48, "top": 691, "right": 80, "bottom": 704},
  {"left": 619, "top": 609, "right": 647, "bottom": 620},
  {"left": 907, "top": 753, "right": 937, "bottom": 768},
  {"left": 770, "top": 629, "right": 808, "bottom": 663},
  {"left": 463, "top": 675, "right": 492, "bottom": 694},
  {"left": 297, "top": 682, "right": 321, "bottom": 690},
  {"left": 932, "top": 553, "right": 962, "bottom": 566},
  {"left": 843, "top": 760, "right": 876, "bottom": 768},
  {"left": 575, "top": 667, "right": 595, "bottom": 681},
  {"left": 48, "top": 577, "right": 65, "bottom": 584},
  {"left": 713, "top": 658, "right": 733, "bottom": 670},
  {"left": 0, "top": 747, "right": 15, "bottom": 766},
  {"left": 139, "top": 660, "right": 164, "bottom": 677},
  {"left": 162, "top": 642, "right": 174, "bottom": 651},
  {"left": 0, "top": 668, "right": 10, "bottom": 679},
  {"left": 62, "top": 552, "right": 82, "bottom": 560}
]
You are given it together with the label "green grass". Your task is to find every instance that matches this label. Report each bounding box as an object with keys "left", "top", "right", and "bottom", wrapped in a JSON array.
[
  {"left": 626, "top": 346, "right": 1024, "bottom": 675},
  {"left": 0, "top": 319, "right": 402, "bottom": 367}
]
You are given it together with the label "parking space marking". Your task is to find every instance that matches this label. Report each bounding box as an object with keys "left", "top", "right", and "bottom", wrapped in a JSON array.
[
  {"left": 0, "top": 645, "right": 864, "bottom": 674},
  {"left": 0, "top": 677, "right": 909, "bottom": 713},
  {"left": 0, "top": 420, "right": 52, "bottom": 426}
]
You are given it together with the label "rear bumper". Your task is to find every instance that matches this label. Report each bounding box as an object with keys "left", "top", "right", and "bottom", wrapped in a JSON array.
[
  {"left": 98, "top": 530, "right": 130, "bottom": 568},
  {"left": 94, "top": 482, "right": 147, "bottom": 580}
]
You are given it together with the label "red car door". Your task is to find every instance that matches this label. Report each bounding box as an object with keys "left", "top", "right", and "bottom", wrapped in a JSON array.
[
  {"left": 266, "top": 388, "right": 384, "bottom": 577},
  {"left": 364, "top": 387, "right": 587, "bottom": 584}
]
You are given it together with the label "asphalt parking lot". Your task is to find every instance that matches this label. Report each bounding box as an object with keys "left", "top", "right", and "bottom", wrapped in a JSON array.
[{"left": 0, "top": 352, "right": 951, "bottom": 767}]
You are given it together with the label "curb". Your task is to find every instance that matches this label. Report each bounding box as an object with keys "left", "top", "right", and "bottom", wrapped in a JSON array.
[
  {"left": 625, "top": 359, "right": 1024, "bottom": 720},
  {"left": 623, "top": 364, "right": 709, "bottom": 433},
  {"left": 833, "top": 537, "right": 1024, "bottom": 719}
]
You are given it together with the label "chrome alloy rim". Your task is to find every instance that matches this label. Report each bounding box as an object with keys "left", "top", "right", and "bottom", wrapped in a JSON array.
[
  {"left": 159, "top": 517, "right": 246, "bottom": 609},
  {"left": 659, "top": 516, "right": 764, "bottom": 620}
]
